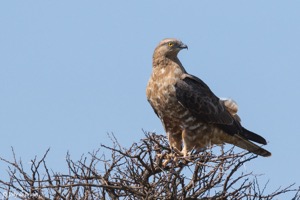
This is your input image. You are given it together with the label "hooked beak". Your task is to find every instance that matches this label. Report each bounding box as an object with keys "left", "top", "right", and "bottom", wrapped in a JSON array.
[{"left": 179, "top": 43, "right": 188, "bottom": 50}]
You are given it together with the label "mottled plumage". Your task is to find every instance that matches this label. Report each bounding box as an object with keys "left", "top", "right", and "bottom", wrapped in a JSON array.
[{"left": 146, "top": 38, "right": 271, "bottom": 157}]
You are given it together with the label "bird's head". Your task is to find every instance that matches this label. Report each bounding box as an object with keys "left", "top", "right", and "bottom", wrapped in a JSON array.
[{"left": 154, "top": 38, "right": 188, "bottom": 58}]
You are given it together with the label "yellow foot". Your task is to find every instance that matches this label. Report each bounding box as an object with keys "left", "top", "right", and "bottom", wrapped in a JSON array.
[{"left": 162, "top": 153, "right": 175, "bottom": 167}]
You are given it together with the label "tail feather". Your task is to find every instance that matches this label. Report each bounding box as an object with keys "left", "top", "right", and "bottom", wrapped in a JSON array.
[{"left": 231, "top": 135, "right": 271, "bottom": 157}]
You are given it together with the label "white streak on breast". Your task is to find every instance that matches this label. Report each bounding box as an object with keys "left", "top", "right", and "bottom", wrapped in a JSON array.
[
  {"left": 185, "top": 117, "right": 195, "bottom": 122},
  {"left": 189, "top": 124, "right": 200, "bottom": 130},
  {"left": 174, "top": 68, "right": 182, "bottom": 75},
  {"left": 179, "top": 110, "right": 190, "bottom": 118}
]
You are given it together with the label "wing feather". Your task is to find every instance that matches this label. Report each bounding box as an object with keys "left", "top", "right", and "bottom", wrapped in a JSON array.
[
  {"left": 175, "top": 73, "right": 268, "bottom": 145},
  {"left": 175, "top": 74, "right": 235, "bottom": 126}
]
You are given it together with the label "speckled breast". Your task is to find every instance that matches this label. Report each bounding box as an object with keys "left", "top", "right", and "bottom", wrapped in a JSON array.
[{"left": 149, "top": 73, "right": 200, "bottom": 134}]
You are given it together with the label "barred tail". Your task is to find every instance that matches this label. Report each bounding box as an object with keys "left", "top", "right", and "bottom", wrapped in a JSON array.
[{"left": 230, "top": 134, "right": 271, "bottom": 157}]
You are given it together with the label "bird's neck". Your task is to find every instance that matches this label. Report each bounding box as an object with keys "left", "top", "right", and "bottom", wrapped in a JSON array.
[{"left": 152, "top": 54, "right": 187, "bottom": 74}]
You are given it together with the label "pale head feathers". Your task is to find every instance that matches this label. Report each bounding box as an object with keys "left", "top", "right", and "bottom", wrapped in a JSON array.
[{"left": 153, "top": 38, "right": 188, "bottom": 58}]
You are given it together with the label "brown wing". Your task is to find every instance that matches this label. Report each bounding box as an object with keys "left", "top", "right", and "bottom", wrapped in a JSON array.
[
  {"left": 175, "top": 73, "right": 235, "bottom": 125},
  {"left": 175, "top": 73, "right": 267, "bottom": 145}
]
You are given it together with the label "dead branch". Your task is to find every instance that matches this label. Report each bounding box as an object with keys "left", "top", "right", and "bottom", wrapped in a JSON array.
[{"left": 0, "top": 131, "right": 299, "bottom": 200}]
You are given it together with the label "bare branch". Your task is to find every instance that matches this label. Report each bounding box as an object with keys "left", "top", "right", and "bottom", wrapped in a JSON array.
[{"left": 0, "top": 132, "right": 299, "bottom": 199}]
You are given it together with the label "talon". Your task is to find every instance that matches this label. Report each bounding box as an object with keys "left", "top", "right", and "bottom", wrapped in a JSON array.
[
  {"left": 162, "top": 153, "right": 174, "bottom": 167},
  {"left": 162, "top": 159, "right": 169, "bottom": 167}
]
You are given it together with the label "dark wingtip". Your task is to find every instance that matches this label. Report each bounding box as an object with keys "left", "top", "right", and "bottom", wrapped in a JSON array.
[
  {"left": 265, "top": 152, "right": 272, "bottom": 157},
  {"left": 242, "top": 127, "right": 267, "bottom": 145}
]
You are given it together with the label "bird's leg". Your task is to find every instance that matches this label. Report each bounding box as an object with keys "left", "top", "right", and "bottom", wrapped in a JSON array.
[
  {"left": 162, "top": 132, "right": 182, "bottom": 167},
  {"left": 180, "top": 129, "right": 199, "bottom": 164},
  {"left": 181, "top": 129, "right": 193, "bottom": 157},
  {"left": 167, "top": 132, "right": 182, "bottom": 153},
  {"left": 181, "top": 146, "right": 188, "bottom": 157}
]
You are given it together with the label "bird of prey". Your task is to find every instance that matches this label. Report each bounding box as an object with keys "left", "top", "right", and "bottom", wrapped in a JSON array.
[{"left": 146, "top": 38, "right": 271, "bottom": 157}]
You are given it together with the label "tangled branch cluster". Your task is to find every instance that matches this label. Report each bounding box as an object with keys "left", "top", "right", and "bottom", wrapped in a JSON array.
[{"left": 0, "top": 132, "right": 299, "bottom": 199}]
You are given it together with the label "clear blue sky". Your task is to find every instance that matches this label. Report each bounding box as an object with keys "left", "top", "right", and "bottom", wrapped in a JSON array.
[{"left": 1, "top": 1, "right": 299, "bottom": 197}]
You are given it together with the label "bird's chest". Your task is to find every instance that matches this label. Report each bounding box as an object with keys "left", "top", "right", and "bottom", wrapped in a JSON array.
[
  {"left": 146, "top": 65, "right": 198, "bottom": 129},
  {"left": 147, "top": 75, "right": 193, "bottom": 127},
  {"left": 147, "top": 74, "right": 179, "bottom": 111}
]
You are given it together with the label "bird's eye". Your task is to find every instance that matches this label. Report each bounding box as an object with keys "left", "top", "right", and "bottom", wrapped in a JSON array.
[{"left": 168, "top": 42, "right": 174, "bottom": 47}]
